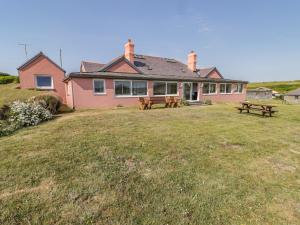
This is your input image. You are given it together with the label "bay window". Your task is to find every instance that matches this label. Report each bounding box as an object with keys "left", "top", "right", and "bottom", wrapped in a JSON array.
[
  {"left": 203, "top": 83, "right": 216, "bottom": 94},
  {"left": 153, "top": 81, "right": 178, "bottom": 96},
  {"left": 115, "top": 80, "right": 147, "bottom": 96}
]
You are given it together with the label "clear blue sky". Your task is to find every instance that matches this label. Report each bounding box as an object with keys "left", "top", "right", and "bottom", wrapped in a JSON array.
[{"left": 1, "top": 0, "right": 300, "bottom": 82}]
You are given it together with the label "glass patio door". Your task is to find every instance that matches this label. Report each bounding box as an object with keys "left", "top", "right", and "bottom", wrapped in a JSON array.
[
  {"left": 183, "top": 83, "right": 191, "bottom": 100},
  {"left": 183, "top": 82, "right": 198, "bottom": 101}
]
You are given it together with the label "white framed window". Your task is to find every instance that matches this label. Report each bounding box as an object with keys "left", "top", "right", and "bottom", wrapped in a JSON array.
[
  {"left": 220, "top": 83, "right": 232, "bottom": 94},
  {"left": 235, "top": 83, "right": 243, "bottom": 93},
  {"left": 202, "top": 83, "right": 216, "bottom": 94},
  {"left": 167, "top": 82, "right": 178, "bottom": 95},
  {"left": 153, "top": 82, "right": 166, "bottom": 95},
  {"left": 35, "top": 75, "right": 53, "bottom": 89},
  {"left": 114, "top": 80, "right": 148, "bottom": 97},
  {"left": 132, "top": 80, "right": 147, "bottom": 96},
  {"left": 93, "top": 79, "right": 106, "bottom": 94},
  {"left": 153, "top": 81, "right": 178, "bottom": 96}
]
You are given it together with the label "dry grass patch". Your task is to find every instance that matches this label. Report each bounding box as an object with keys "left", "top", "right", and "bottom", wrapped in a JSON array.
[{"left": 0, "top": 178, "right": 55, "bottom": 200}]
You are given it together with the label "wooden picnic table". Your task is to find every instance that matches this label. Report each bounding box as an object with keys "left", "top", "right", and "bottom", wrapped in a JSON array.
[
  {"left": 138, "top": 97, "right": 181, "bottom": 110},
  {"left": 236, "top": 102, "right": 278, "bottom": 117}
]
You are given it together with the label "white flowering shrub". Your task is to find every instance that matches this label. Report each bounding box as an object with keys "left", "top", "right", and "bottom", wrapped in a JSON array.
[
  {"left": 0, "top": 120, "right": 20, "bottom": 136},
  {"left": 8, "top": 100, "right": 52, "bottom": 127},
  {"left": 0, "top": 100, "right": 54, "bottom": 137}
]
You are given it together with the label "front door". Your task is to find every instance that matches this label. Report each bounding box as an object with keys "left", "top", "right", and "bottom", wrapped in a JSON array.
[{"left": 183, "top": 82, "right": 198, "bottom": 101}]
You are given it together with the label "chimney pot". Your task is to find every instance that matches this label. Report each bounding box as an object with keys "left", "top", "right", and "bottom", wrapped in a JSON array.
[
  {"left": 188, "top": 51, "right": 197, "bottom": 72},
  {"left": 125, "top": 39, "right": 134, "bottom": 63}
]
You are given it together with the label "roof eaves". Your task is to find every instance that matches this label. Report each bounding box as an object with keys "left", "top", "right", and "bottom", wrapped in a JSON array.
[
  {"left": 17, "top": 52, "right": 44, "bottom": 70},
  {"left": 17, "top": 51, "right": 66, "bottom": 73},
  {"left": 65, "top": 71, "right": 248, "bottom": 83}
]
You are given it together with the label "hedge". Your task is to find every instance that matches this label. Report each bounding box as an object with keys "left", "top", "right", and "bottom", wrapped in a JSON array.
[
  {"left": 0, "top": 76, "right": 17, "bottom": 84},
  {"left": 0, "top": 72, "right": 11, "bottom": 76}
]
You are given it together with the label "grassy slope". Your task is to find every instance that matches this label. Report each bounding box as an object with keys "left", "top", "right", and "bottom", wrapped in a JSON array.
[
  {"left": 248, "top": 80, "right": 300, "bottom": 93},
  {"left": 0, "top": 103, "right": 299, "bottom": 224},
  {"left": 0, "top": 83, "right": 50, "bottom": 106}
]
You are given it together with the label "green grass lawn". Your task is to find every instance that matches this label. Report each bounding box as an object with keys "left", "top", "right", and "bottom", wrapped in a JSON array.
[
  {"left": 0, "top": 83, "right": 50, "bottom": 107},
  {"left": 0, "top": 102, "right": 300, "bottom": 224},
  {"left": 248, "top": 80, "right": 300, "bottom": 93}
]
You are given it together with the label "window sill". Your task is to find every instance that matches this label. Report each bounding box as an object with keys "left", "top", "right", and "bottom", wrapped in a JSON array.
[
  {"left": 93, "top": 93, "right": 107, "bottom": 96},
  {"left": 202, "top": 93, "right": 217, "bottom": 96},
  {"left": 36, "top": 87, "right": 54, "bottom": 91},
  {"left": 153, "top": 94, "right": 179, "bottom": 97},
  {"left": 115, "top": 95, "right": 149, "bottom": 98}
]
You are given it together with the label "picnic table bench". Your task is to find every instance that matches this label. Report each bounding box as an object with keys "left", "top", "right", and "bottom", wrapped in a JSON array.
[
  {"left": 235, "top": 102, "right": 278, "bottom": 117},
  {"left": 138, "top": 96, "right": 181, "bottom": 110}
]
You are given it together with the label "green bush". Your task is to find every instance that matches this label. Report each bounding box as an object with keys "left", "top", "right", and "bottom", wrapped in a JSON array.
[
  {"left": 15, "top": 76, "right": 20, "bottom": 83},
  {"left": 30, "top": 95, "right": 61, "bottom": 114},
  {"left": 181, "top": 100, "right": 190, "bottom": 106},
  {"left": 0, "top": 120, "right": 15, "bottom": 136},
  {"left": 58, "top": 104, "right": 74, "bottom": 113},
  {"left": 0, "top": 104, "right": 10, "bottom": 120},
  {"left": 0, "top": 72, "right": 11, "bottom": 76},
  {"left": 204, "top": 99, "right": 212, "bottom": 105},
  {"left": 0, "top": 76, "right": 16, "bottom": 84}
]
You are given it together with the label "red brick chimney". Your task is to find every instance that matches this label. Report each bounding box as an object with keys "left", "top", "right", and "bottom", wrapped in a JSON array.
[
  {"left": 124, "top": 39, "right": 134, "bottom": 63},
  {"left": 188, "top": 51, "right": 197, "bottom": 72}
]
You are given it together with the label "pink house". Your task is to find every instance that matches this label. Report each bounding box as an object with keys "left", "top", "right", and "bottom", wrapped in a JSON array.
[
  {"left": 18, "top": 52, "right": 67, "bottom": 103},
  {"left": 18, "top": 40, "right": 248, "bottom": 109}
]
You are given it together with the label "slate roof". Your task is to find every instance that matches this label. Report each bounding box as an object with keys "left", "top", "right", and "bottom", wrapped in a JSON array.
[
  {"left": 17, "top": 52, "right": 65, "bottom": 73},
  {"left": 80, "top": 54, "right": 220, "bottom": 79},
  {"left": 133, "top": 55, "right": 196, "bottom": 76},
  {"left": 81, "top": 61, "right": 105, "bottom": 72},
  {"left": 285, "top": 88, "right": 300, "bottom": 96}
]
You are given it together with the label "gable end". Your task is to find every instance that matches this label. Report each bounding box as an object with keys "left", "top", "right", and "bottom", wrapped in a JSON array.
[
  {"left": 100, "top": 56, "right": 143, "bottom": 74},
  {"left": 205, "top": 68, "right": 224, "bottom": 79},
  {"left": 17, "top": 52, "right": 65, "bottom": 73}
]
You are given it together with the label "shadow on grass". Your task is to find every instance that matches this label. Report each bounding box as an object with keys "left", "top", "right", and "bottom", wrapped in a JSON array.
[{"left": 236, "top": 111, "right": 278, "bottom": 118}]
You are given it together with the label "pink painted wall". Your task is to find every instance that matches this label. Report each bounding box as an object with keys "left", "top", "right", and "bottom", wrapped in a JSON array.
[
  {"left": 71, "top": 78, "right": 162, "bottom": 109},
  {"left": 199, "top": 83, "right": 247, "bottom": 103},
  {"left": 71, "top": 78, "right": 132, "bottom": 108},
  {"left": 69, "top": 78, "right": 245, "bottom": 109},
  {"left": 19, "top": 56, "right": 66, "bottom": 103},
  {"left": 65, "top": 80, "right": 74, "bottom": 108},
  {"left": 107, "top": 60, "right": 138, "bottom": 73}
]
